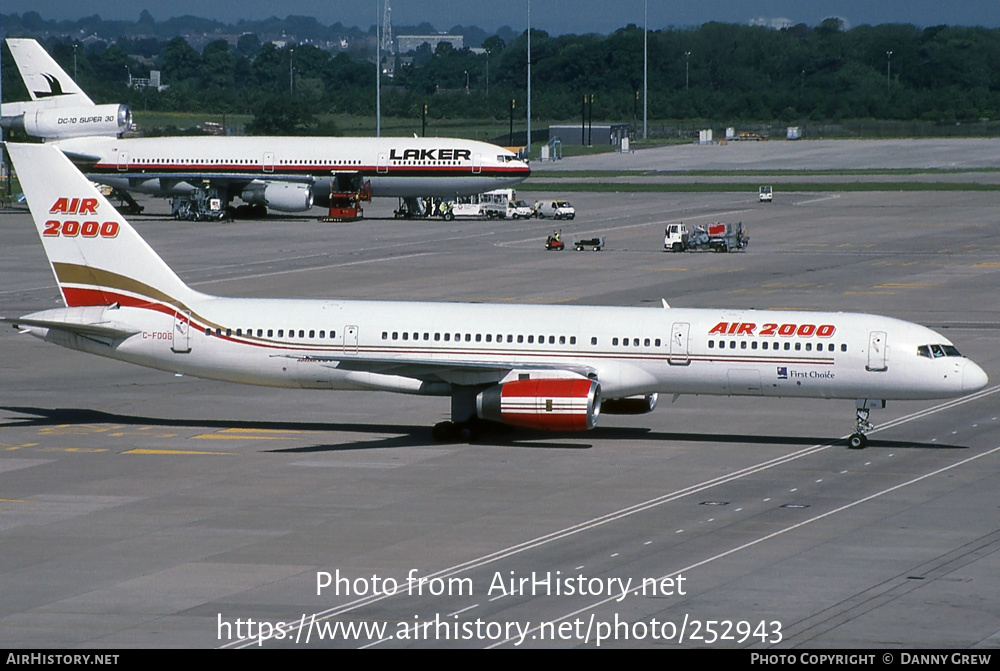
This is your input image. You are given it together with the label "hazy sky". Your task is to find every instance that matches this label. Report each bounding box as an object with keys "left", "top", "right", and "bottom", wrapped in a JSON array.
[{"left": 5, "top": 1, "right": 1000, "bottom": 35}]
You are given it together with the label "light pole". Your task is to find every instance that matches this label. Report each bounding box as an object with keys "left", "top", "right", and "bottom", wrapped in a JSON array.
[
  {"left": 376, "top": 0, "right": 381, "bottom": 137},
  {"left": 464, "top": 70, "right": 469, "bottom": 94},
  {"left": 289, "top": 47, "right": 294, "bottom": 94},
  {"left": 510, "top": 99, "right": 515, "bottom": 146},
  {"left": 588, "top": 94, "right": 594, "bottom": 146},
  {"left": 526, "top": 0, "right": 532, "bottom": 157},
  {"left": 642, "top": 0, "right": 647, "bottom": 139},
  {"left": 886, "top": 50, "right": 892, "bottom": 92},
  {"left": 685, "top": 51, "right": 691, "bottom": 90}
]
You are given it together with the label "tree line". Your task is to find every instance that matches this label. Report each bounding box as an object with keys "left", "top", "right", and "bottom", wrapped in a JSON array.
[{"left": 3, "top": 17, "right": 1000, "bottom": 136}]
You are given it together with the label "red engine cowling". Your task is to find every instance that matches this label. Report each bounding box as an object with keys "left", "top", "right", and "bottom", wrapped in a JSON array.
[{"left": 476, "top": 378, "right": 601, "bottom": 431}]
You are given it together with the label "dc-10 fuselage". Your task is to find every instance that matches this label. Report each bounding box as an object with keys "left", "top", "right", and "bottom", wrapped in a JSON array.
[{"left": 53, "top": 134, "right": 530, "bottom": 201}]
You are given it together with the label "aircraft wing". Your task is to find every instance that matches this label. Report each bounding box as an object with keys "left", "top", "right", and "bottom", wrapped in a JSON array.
[
  {"left": 95, "top": 172, "right": 317, "bottom": 186},
  {"left": 290, "top": 354, "right": 597, "bottom": 387}
]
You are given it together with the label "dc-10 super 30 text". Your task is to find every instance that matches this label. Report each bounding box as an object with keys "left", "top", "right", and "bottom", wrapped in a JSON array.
[{"left": 2, "top": 143, "right": 988, "bottom": 448}]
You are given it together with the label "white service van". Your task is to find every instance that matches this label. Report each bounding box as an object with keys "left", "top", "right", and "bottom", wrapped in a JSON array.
[{"left": 533, "top": 199, "right": 576, "bottom": 220}]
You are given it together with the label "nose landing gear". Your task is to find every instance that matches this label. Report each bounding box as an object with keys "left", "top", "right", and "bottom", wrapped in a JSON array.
[{"left": 848, "top": 399, "right": 882, "bottom": 449}]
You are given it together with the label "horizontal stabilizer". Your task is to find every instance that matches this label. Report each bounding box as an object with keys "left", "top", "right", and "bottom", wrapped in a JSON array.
[
  {"left": 3, "top": 307, "right": 139, "bottom": 340},
  {"left": 59, "top": 149, "right": 104, "bottom": 165}
]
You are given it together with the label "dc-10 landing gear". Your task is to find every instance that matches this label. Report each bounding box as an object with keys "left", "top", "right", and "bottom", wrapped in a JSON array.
[{"left": 848, "top": 398, "right": 883, "bottom": 449}]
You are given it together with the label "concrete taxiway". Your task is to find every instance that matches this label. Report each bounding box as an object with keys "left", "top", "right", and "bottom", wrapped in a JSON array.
[{"left": 0, "top": 140, "right": 999, "bottom": 648}]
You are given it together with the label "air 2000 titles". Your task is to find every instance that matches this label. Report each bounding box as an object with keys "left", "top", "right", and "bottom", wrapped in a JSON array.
[{"left": 709, "top": 322, "right": 836, "bottom": 338}]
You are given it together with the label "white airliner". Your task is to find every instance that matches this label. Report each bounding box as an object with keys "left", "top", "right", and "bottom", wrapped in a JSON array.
[
  {"left": 1, "top": 38, "right": 530, "bottom": 219},
  {"left": 3, "top": 143, "right": 989, "bottom": 447}
]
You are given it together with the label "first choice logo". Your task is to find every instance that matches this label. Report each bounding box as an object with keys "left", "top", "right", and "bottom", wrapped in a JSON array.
[{"left": 389, "top": 148, "right": 473, "bottom": 161}]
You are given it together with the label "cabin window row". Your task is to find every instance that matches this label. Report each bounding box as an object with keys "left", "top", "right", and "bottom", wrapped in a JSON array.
[
  {"left": 708, "top": 339, "right": 846, "bottom": 352},
  {"left": 278, "top": 160, "right": 363, "bottom": 166},
  {"left": 205, "top": 328, "right": 337, "bottom": 339},
  {"left": 382, "top": 331, "right": 577, "bottom": 346},
  {"left": 134, "top": 158, "right": 259, "bottom": 165},
  {"left": 611, "top": 337, "right": 663, "bottom": 347},
  {"left": 139, "top": 159, "right": 367, "bottom": 167},
  {"left": 392, "top": 161, "right": 464, "bottom": 166}
]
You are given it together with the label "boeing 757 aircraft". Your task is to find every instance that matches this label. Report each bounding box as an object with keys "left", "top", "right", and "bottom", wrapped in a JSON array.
[
  {"left": 3, "top": 143, "right": 989, "bottom": 447},
  {"left": 1, "top": 38, "right": 529, "bottom": 219}
]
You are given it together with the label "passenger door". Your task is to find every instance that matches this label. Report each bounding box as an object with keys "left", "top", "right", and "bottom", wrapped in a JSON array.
[
  {"left": 171, "top": 310, "right": 191, "bottom": 354},
  {"left": 866, "top": 331, "right": 888, "bottom": 372},
  {"left": 343, "top": 325, "right": 359, "bottom": 355},
  {"left": 669, "top": 322, "right": 690, "bottom": 365}
]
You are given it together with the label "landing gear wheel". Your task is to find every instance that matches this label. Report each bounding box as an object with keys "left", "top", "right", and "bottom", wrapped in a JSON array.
[
  {"left": 457, "top": 422, "right": 479, "bottom": 442},
  {"left": 432, "top": 421, "right": 455, "bottom": 442},
  {"left": 847, "top": 433, "right": 867, "bottom": 450},
  {"left": 431, "top": 420, "right": 479, "bottom": 443}
]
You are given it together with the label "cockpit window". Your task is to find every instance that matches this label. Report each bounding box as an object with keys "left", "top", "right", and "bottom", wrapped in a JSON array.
[{"left": 918, "top": 344, "right": 962, "bottom": 358}]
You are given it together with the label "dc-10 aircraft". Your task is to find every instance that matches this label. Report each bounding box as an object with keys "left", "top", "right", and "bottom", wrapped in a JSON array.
[
  {"left": 1, "top": 38, "right": 529, "bottom": 220},
  {"left": 3, "top": 143, "right": 989, "bottom": 447}
]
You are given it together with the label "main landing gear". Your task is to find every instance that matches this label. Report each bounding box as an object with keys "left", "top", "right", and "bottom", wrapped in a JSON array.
[
  {"left": 432, "top": 385, "right": 487, "bottom": 443},
  {"left": 432, "top": 419, "right": 483, "bottom": 442},
  {"left": 848, "top": 399, "right": 881, "bottom": 449}
]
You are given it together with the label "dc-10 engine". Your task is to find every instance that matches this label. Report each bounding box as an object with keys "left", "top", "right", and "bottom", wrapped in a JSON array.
[
  {"left": 476, "top": 378, "right": 601, "bottom": 431},
  {"left": 601, "top": 393, "right": 658, "bottom": 415},
  {"left": 240, "top": 181, "right": 315, "bottom": 212},
  {"left": 1, "top": 104, "right": 132, "bottom": 141}
]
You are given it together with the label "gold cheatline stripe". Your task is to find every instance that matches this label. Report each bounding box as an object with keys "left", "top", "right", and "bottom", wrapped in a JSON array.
[
  {"left": 53, "top": 262, "right": 188, "bottom": 310},
  {"left": 52, "top": 262, "right": 229, "bottom": 331}
]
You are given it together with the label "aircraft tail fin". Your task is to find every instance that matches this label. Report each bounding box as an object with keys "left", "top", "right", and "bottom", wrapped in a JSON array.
[
  {"left": 6, "top": 38, "right": 93, "bottom": 107},
  {"left": 6, "top": 143, "right": 201, "bottom": 313}
]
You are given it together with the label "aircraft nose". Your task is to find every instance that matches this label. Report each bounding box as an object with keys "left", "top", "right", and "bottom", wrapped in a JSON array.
[{"left": 962, "top": 360, "right": 989, "bottom": 392}]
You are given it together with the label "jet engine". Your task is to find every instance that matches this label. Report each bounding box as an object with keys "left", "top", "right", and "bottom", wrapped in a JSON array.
[
  {"left": 476, "top": 378, "right": 601, "bottom": 431},
  {"left": 240, "top": 182, "right": 315, "bottom": 212},
  {"left": 1, "top": 104, "right": 132, "bottom": 141},
  {"left": 601, "top": 393, "right": 658, "bottom": 415}
]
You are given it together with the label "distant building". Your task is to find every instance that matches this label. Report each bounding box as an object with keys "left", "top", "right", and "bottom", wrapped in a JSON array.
[
  {"left": 129, "top": 70, "right": 168, "bottom": 92},
  {"left": 748, "top": 16, "right": 795, "bottom": 29},
  {"left": 396, "top": 34, "right": 464, "bottom": 54}
]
